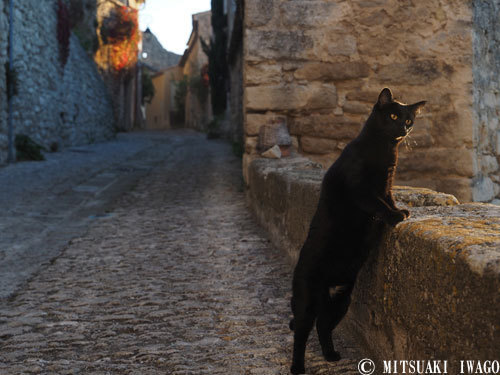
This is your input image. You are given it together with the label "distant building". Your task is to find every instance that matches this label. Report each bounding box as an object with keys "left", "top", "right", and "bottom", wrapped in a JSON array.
[
  {"left": 147, "top": 65, "right": 183, "bottom": 130},
  {"left": 141, "top": 28, "right": 182, "bottom": 130},
  {"left": 140, "top": 28, "right": 181, "bottom": 72},
  {"left": 179, "top": 11, "right": 212, "bottom": 132}
]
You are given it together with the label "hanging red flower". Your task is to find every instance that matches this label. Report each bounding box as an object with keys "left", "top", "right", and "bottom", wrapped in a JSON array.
[
  {"left": 101, "top": 5, "right": 139, "bottom": 72},
  {"left": 201, "top": 64, "right": 210, "bottom": 87}
]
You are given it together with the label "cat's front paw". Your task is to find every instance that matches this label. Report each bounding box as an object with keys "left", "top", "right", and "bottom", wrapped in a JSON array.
[
  {"left": 386, "top": 210, "right": 406, "bottom": 226},
  {"left": 400, "top": 208, "right": 410, "bottom": 219},
  {"left": 323, "top": 350, "right": 341, "bottom": 362}
]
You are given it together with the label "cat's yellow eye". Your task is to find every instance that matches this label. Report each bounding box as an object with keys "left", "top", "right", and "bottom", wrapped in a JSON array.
[
  {"left": 405, "top": 119, "right": 412, "bottom": 125},
  {"left": 390, "top": 114, "right": 398, "bottom": 120}
]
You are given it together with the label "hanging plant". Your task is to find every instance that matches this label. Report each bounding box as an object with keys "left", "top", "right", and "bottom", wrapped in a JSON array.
[
  {"left": 201, "top": 64, "right": 209, "bottom": 87},
  {"left": 57, "top": 0, "right": 71, "bottom": 68},
  {"left": 100, "top": 5, "right": 139, "bottom": 72}
]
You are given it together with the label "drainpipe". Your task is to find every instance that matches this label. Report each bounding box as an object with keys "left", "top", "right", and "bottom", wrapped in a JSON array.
[{"left": 7, "top": 0, "right": 14, "bottom": 163}]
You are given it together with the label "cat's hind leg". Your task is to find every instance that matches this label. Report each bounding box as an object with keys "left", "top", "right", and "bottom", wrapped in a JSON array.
[
  {"left": 316, "top": 283, "right": 354, "bottom": 362},
  {"left": 289, "top": 296, "right": 295, "bottom": 331},
  {"left": 290, "top": 282, "right": 317, "bottom": 374}
]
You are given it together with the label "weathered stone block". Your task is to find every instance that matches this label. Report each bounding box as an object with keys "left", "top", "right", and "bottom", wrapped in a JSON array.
[
  {"left": 242, "top": 153, "right": 258, "bottom": 186},
  {"left": 346, "top": 89, "right": 380, "bottom": 103},
  {"left": 245, "top": 63, "right": 282, "bottom": 86},
  {"left": 343, "top": 101, "right": 371, "bottom": 115},
  {"left": 472, "top": 175, "right": 496, "bottom": 202},
  {"left": 245, "top": 113, "right": 286, "bottom": 136},
  {"left": 397, "top": 176, "right": 473, "bottom": 203},
  {"left": 351, "top": 0, "right": 389, "bottom": 7},
  {"left": 300, "top": 136, "right": 337, "bottom": 154},
  {"left": 245, "top": 29, "right": 314, "bottom": 62},
  {"left": 245, "top": 0, "right": 275, "bottom": 27},
  {"left": 431, "top": 110, "right": 474, "bottom": 148},
  {"left": 481, "top": 155, "right": 499, "bottom": 174},
  {"left": 398, "top": 148, "right": 475, "bottom": 178},
  {"left": 279, "top": 1, "right": 351, "bottom": 28},
  {"left": 326, "top": 35, "right": 358, "bottom": 57},
  {"left": 392, "top": 186, "right": 459, "bottom": 206},
  {"left": 261, "top": 144, "right": 282, "bottom": 159},
  {"left": 437, "top": 178, "right": 474, "bottom": 203},
  {"left": 245, "top": 83, "right": 337, "bottom": 111},
  {"left": 294, "top": 62, "right": 370, "bottom": 82},
  {"left": 289, "top": 114, "right": 361, "bottom": 140},
  {"left": 377, "top": 60, "right": 443, "bottom": 85},
  {"left": 357, "top": 35, "right": 399, "bottom": 58},
  {"left": 304, "top": 152, "right": 340, "bottom": 169},
  {"left": 244, "top": 136, "right": 258, "bottom": 155}
]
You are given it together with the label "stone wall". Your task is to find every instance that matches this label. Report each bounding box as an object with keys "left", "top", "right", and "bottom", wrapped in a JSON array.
[
  {"left": 0, "top": 0, "right": 8, "bottom": 163},
  {"left": 0, "top": 1, "right": 114, "bottom": 163},
  {"left": 247, "top": 156, "right": 500, "bottom": 369},
  {"left": 472, "top": 0, "right": 500, "bottom": 202},
  {"left": 242, "top": 0, "right": 500, "bottom": 203}
]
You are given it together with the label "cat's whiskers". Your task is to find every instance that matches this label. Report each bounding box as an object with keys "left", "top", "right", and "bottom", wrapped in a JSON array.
[{"left": 403, "top": 134, "right": 416, "bottom": 151}]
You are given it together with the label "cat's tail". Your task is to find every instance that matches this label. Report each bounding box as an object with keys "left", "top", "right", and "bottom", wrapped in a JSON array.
[{"left": 289, "top": 318, "right": 295, "bottom": 331}]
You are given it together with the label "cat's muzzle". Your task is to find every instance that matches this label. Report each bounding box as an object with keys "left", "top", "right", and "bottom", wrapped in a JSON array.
[{"left": 396, "top": 126, "right": 413, "bottom": 140}]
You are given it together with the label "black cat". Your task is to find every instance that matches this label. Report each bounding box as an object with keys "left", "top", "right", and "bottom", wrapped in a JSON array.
[{"left": 289, "top": 88, "right": 426, "bottom": 374}]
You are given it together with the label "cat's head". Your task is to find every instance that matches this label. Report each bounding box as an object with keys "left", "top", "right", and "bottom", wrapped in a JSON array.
[{"left": 372, "top": 88, "right": 426, "bottom": 143}]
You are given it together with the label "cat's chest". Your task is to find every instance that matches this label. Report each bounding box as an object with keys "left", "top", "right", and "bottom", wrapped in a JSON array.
[{"left": 362, "top": 163, "right": 394, "bottom": 189}]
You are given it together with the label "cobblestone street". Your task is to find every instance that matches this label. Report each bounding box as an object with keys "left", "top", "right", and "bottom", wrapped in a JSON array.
[{"left": 0, "top": 131, "right": 361, "bottom": 374}]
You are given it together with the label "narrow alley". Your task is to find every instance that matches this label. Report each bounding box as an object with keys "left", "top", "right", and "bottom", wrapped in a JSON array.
[{"left": 0, "top": 132, "right": 361, "bottom": 374}]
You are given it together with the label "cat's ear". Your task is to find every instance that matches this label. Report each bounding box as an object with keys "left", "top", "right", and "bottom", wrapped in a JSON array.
[
  {"left": 377, "top": 88, "right": 393, "bottom": 106},
  {"left": 408, "top": 101, "right": 426, "bottom": 116}
]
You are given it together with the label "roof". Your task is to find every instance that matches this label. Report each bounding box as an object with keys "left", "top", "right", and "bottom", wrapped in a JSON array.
[{"left": 178, "top": 10, "right": 212, "bottom": 68}]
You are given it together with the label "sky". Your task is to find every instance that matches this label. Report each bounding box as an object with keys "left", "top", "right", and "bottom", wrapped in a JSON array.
[{"left": 139, "top": 0, "right": 212, "bottom": 55}]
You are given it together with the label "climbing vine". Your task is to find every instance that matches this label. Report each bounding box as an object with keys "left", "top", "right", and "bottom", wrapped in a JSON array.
[
  {"left": 189, "top": 65, "right": 209, "bottom": 105},
  {"left": 142, "top": 69, "right": 155, "bottom": 104},
  {"left": 56, "top": 0, "right": 71, "bottom": 68}
]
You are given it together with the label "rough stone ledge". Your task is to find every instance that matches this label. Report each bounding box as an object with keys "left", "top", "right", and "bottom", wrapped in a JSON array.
[{"left": 247, "top": 156, "right": 500, "bottom": 366}]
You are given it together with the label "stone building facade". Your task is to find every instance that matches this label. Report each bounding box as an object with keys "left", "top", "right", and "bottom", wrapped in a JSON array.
[
  {"left": 146, "top": 65, "right": 183, "bottom": 129},
  {"left": 0, "top": 0, "right": 115, "bottom": 164},
  {"left": 140, "top": 28, "right": 182, "bottom": 130},
  {"left": 241, "top": 0, "right": 500, "bottom": 203},
  {"left": 179, "top": 11, "right": 213, "bottom": 132}
]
